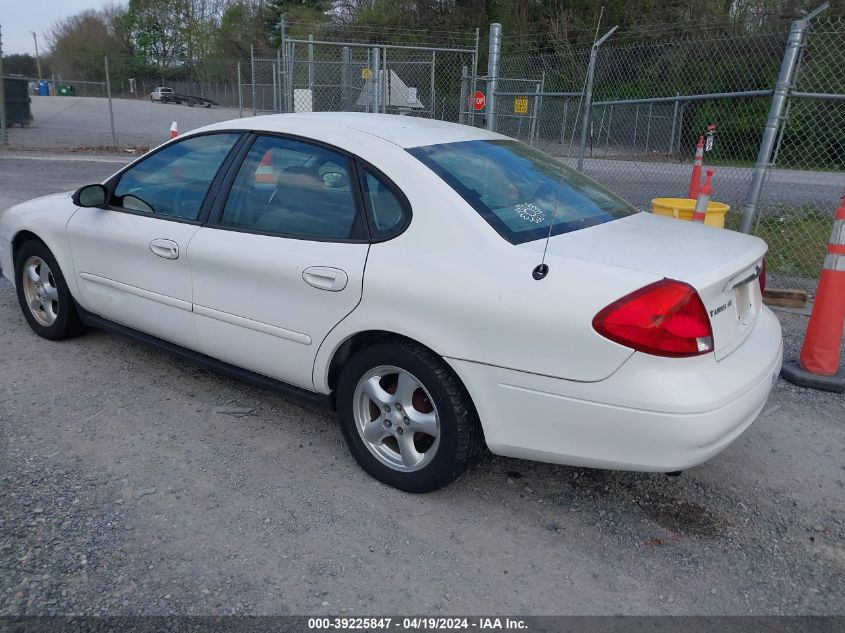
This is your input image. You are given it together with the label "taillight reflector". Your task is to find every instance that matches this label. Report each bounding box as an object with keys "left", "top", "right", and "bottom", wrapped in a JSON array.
[
  {"left": 592, "top": 279, "right": 714, "bottom": 357},
  {"left": 759, "top": 258, "right": 766, "bottom": 294}
]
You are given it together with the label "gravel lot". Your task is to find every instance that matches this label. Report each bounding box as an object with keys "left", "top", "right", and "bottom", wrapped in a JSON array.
[{"left": 1, "top": 154, "right": 843, "bottom": 616}]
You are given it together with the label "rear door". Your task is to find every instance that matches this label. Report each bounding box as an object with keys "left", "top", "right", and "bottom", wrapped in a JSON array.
[
  {"left": 66, "top": 133, "right": 241, "bottom": 349},
  {"left": 187, "top": 134, "right": 370, "bottom": 390}
]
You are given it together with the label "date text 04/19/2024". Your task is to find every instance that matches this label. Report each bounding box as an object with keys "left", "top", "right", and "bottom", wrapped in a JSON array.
[{"left": 307, "top": 617, "right": 529, "bottom": 630}]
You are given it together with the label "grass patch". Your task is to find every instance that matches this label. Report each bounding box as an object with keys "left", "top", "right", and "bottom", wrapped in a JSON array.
[{"left": 750, "top": 211, "right": 833, "bottom": 279}]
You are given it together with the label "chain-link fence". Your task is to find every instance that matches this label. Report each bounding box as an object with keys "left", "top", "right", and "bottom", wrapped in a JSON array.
[{"left": 2, "top": 15, "right": 843, "bottom": 291}]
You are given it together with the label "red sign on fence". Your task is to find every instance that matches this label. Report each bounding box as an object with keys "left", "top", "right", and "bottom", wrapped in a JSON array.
[{"left": 469, "top": 90, "right": 486, "bottom": 111}]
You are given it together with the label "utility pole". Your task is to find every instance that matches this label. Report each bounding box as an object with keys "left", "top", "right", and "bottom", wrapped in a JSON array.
[{"left": 31, "top": 31, "right": 42, "bottom": 81}]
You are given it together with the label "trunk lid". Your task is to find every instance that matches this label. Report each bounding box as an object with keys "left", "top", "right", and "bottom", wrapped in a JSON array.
[{"left": 521, "top": 212, "right": 767, "bottom": 360}]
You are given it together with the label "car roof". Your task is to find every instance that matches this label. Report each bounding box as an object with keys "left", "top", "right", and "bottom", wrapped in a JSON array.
[{"left": 197, "top": 112, "right": 509, "bottom": 149}]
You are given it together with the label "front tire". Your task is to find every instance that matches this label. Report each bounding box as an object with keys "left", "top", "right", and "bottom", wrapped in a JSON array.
[
  {"left": 337, "top": 339, "right": 482, "bottom": 493},
  {"left": 14, "top": 241, "right": 85, "bottom": 340}
]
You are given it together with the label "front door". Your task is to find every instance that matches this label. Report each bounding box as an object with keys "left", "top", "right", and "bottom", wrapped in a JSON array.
[
  {"left": 187, "top": 134, "right": 370, "bottom": 390},
  {"left": 66, "top": 133, "right": 242, "bottom": 348}
]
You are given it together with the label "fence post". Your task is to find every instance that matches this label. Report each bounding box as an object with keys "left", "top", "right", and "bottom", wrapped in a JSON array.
[
  {"left": 308, "top": 34, "right": 314, "bottom": 92},
  {"left": 459, "top": 66, "right": 468, "bottom": 125},
  {"left": 104, "top": 55, "right": 117, "bottom": 147},
  {"left": 382, "top": 46, "right": 388, "bottom": 114},
  {"left": 669, "top": 94, "right": 680, "bottom": 155},
  {"left": 250, "top": 45, "right": 256, "bottom": 115},
  {"left": 486, "top": 23, "right": 502, "bottom": 132},
  {"left": 739, "top": 2, "right": 828, "bottom": 234},
  {"left": 371, "top": 47, "right": 380, "bottom": 113},
  {"left": 237, "top": 61, "right": 243, "bottom": 118},
  {"left": 286, "top": 42, "right": 294, "bottom": 112},
  {"left": 529, "top": 82, "right": 540, "bottom": 146},
  {"left": 341, "top": 47, "right": 350, "bottom": 111},
  {"left": 272, "top": 62, "right": 278, "bottom": 112},
  {"left": 470, "top": 27, "right": 479, "bottom": 128},
  {"left": 279, "top": 16, "right": 286, "bottom": 112},
  {"left": 0, "top": 24, "right": 6, "bottom": 147},
  {"left": 577, "top": 26, "right": 617, "bottom": 171},
  {"left": 276, "top": 50, "right": 282, "bottom": 112},
  {"left": 430, "top": 50, "right": 436, "bottom": 118}
]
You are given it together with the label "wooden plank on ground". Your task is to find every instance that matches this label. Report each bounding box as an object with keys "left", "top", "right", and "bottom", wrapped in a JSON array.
[{"left": 763, "top": 288, "right": 808, "bottom": 308}]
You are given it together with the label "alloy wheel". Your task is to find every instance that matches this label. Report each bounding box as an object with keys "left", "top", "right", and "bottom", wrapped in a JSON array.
[
  {"left": 353, "top": 365, "right": 440, "bottom": 472},
  {"left": 21, "top": 256, "right": 59, "bottom": 327}
]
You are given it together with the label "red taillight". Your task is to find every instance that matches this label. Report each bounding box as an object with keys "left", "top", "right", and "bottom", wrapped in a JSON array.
[
  {"left": 758, "top": 258, "right": 766, "bottom": 294},
  {"left": 592, "top": 279, "right": 714, "bottom": 357}
]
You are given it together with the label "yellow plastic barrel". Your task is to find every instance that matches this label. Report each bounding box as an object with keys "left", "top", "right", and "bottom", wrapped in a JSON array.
[{"left": 651, "top": 198, "right": 730, "bottom": 229}]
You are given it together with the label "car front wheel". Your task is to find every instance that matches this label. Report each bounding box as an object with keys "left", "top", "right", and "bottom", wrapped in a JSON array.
[
  {"left": 14, "top": 241, "right": 85, "bottom": 340},
  {"left": 337, "top": 339, "right": 482, "bottom": 493}
]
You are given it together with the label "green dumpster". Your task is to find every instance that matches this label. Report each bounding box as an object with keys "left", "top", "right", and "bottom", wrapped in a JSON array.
[
  {"left": 3, "top": 77, "right": 33, "bottom": 126},
  {"left": 57, "top": 84, "right": 75, "bottom": 96}
]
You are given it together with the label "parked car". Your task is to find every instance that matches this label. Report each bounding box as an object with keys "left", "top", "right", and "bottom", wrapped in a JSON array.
[
  {"left": 0, "top": 114, "right": 783, "bottom": 492},
  {"left": 150, "top": 86, "right": 174, "bottom": 102}
]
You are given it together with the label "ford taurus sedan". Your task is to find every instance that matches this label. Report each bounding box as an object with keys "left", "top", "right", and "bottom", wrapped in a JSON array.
[{"left": 0, "top": 113, "right": 783, "bottom": 492}]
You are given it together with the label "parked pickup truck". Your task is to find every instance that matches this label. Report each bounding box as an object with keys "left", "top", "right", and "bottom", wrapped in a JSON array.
[
  {"left": 151, "top": 86, "right": 217, "bottom": 108},
  {"left": 150, "top": 86, "right": 174, "bottom": 102}
]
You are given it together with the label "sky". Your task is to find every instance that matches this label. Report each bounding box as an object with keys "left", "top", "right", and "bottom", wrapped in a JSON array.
[{"left": 1, "top": 0, "right": 106, "bottom": 55}]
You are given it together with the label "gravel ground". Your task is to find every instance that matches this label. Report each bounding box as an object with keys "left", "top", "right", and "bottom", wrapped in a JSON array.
[{"left": 0, "top": 155, "right": 843, "bottom": 616}]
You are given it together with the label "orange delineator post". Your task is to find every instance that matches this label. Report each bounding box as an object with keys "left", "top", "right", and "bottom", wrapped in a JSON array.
[
  {"left": 799, "top": 197, "right": 845, "bottom": 376},
  {"left": 687, "top": 135, "right": 705, "bottom": 199},
  {"left": 692, "top": 169, "right": 714, "bottom": 223},
  {"left": 170, "top": 121, "right": 179, "bottom": 139}
]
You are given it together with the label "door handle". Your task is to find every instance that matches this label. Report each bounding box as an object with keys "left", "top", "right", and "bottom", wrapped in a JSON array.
[
  {"left": 302, "top": 266, "right": 348, "bottom": 292},
  {"left": 149, "top": 238, "right": 179, "bottom": 260}
]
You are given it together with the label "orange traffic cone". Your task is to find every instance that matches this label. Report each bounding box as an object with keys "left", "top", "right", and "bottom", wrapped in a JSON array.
[
  {"left": 692, "top": 169, "right": 714, "bottom": 224},
  {"left": 254, "top": 150, "right": 276, "bottom": 193},
  {"left": 782, "top": 195, "right": 845, "bottom": 392},
  {"left": 687, "top": 135, "right": 705, "bottom": 199},
  {"left": 170, "top": 121, "right": 178, "bottom": 139}
]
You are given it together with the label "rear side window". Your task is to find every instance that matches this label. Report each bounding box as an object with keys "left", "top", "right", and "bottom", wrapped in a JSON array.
[
  {"left": 219, "top": 136, "right": 363, "bottom": 240},
  {"left": 362, "top": 170, "right": 409, "bottom": 238},
  {"left": 408, "top": 140, "right": 637, "bottom": 244}
]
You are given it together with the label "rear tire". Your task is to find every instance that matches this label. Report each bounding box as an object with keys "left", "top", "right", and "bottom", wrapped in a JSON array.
[
  {"left": 14, "top": 240, "right": 85, "bottom": 341},
  {"left": 337, "top": 339, "right": 482, "bottom": 493}
]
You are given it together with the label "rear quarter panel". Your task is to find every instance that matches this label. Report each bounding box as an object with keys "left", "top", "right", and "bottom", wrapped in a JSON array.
[{"left": 312, "top": 145, "right": 661, "bottom": 391}]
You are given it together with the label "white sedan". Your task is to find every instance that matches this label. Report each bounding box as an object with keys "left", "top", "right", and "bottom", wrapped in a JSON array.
[{"left": 0, "top": 114, "right": 783, "bottom": 492}]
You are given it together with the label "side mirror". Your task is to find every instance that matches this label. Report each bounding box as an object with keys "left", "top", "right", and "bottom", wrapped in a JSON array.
[{"left": 72, "top": 184, "right": 108, "bottom": 208}]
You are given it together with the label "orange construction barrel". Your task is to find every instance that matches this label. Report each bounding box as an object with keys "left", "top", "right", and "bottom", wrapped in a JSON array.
[{"left": 651, "top": 197, "right": 730, "bottom": 229}]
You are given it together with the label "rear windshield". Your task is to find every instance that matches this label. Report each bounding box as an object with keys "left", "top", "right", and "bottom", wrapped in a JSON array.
[{"left": 408, "top": 140, "right": 637, "bottom": 244}]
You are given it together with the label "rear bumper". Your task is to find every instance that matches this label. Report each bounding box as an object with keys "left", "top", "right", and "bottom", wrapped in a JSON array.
[{"left": 446, "top": 306, "right": 783, "bottom": 472}]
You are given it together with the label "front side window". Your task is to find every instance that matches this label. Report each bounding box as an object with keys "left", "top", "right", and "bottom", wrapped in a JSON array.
[
  {"left": 220, "top": 136, "right": 362, "bottom": 240},
  {"left": 408, "top": 140, "right": 637, "bottom": 244},
  {"left": 113, "top": 133, "right": 240, "bottom": 221}
]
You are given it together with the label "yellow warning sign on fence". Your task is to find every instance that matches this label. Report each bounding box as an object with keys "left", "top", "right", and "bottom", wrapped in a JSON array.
[
  {"left": 513, "top": 96, "right": 529, "bottom": 114},
  {"left": 361, "top": 68, "right": 373, "bottom": 79}
]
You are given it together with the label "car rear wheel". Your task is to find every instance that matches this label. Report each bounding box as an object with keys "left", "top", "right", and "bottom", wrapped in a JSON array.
[
  {"left": 14, "top": 241, "right": 85, "bottom": 340},
  {"left": 337, "top": 339, "right": 482, "bottom": 493}
]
